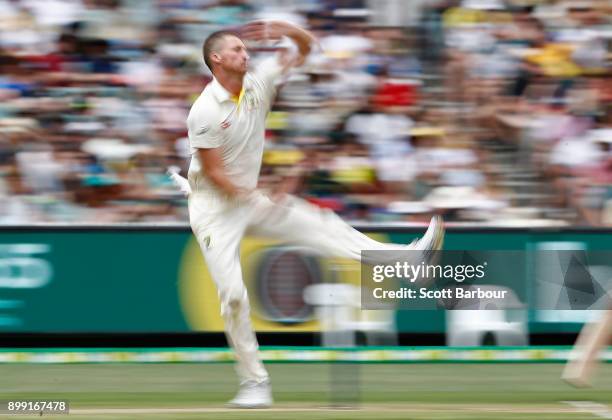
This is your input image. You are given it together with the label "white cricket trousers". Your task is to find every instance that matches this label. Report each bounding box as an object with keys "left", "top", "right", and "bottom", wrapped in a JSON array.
[{"left": 188, "top": 191, "right": 412, "bottom": 384}]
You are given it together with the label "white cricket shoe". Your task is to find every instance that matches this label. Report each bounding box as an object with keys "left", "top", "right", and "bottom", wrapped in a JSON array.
[
  {"left": 414, "top": 215, "right": 445, "bottom": 252},
  {"left": 561, "top": 361, "right": 592, "bottom": 388},
  {"left": 411, "top": 216, "right": 445, "bottom": 284},
  {"left": 227, "top": 380, "right": 272, "bottom": 408},
  {"left": 562, "top": 371, "right": 592, "bottom": 388}
]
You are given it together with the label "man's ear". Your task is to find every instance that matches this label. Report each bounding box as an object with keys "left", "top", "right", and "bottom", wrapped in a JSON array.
[{"left": 211, "top": 52, "right": 221, "bottom": 65}]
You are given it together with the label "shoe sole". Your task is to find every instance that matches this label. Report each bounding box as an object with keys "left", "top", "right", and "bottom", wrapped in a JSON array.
[
  {"left": 561, "top": 375, "right": 592, "bottom": 389},
  {"left": 226, "top": 402, "right": 272, "bottom": 409},
  {"left": 422, "top": 215, "right": 445, "bottom": 260},
  {"left": 416, "top": 216, "right": 445, "bottom": 287},
  {"left": 430, "top": 215, "right": 445, "bottom": 251}
]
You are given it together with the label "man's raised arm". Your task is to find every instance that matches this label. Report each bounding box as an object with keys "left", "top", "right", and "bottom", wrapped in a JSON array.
[{"left": 241, "top": 20, "right": 317, "bottom": 69}]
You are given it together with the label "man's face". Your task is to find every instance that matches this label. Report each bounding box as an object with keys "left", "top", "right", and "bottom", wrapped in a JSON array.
[{"left": 214, "top": 35, "right": 250, "bottom": 75}]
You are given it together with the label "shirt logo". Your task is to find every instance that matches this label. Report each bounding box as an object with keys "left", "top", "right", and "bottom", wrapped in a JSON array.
[
  {"left": 220, "top": 120, "right": 231, "bottom": 129},
  {"left": 197, "top": 125, "right": 210, "bottom": 135},
  {"left": 245, "top": 92, "right": 259, "bottom": 110}
]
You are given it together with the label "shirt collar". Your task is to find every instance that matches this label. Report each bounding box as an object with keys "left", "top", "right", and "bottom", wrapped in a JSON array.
[
  {"left": 210, "top": 77, "right": 232, "bottom": 103},
  {"left": 210, "top": 76, "right": 249, "bottom": 104}
]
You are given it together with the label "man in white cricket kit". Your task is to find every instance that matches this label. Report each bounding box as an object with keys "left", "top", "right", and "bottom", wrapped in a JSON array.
[{"left": 174, "top": 20, "right": 445, "bottom": 408}]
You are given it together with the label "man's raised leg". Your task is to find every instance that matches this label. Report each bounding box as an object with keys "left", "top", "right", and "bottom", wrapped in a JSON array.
[{"left": 247, "top": 193, "right": 444, "bottom": 263}]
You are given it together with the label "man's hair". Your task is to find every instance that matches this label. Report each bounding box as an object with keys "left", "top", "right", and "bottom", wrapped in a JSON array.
[{"left": 203, "top": 30, "right": 241, "bottom": 72}]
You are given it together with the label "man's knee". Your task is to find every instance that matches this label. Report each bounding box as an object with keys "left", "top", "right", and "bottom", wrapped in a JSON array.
[
  {"left": 220, "top": 286, "right": 249, "bottom": 317},
  {"left": 228, "top": 296, "right": 244, "bottom": 310}
]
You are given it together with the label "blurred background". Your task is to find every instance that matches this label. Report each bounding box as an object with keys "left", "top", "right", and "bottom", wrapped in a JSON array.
[
  {"left": 0, "top": 0, "right": 610, "bottom": 343},
  {"left": 1, "top": 3, "right": 612, "bottom": 415},
  {"left": 0, "top": 0, "right": 610, "bottom": 226}
]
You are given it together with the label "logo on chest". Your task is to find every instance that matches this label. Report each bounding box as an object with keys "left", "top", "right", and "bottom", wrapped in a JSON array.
[
  {"left": 220, "top": 92, "right": 260, "bottom": 130},
  {"left": 243, "top": 91, "right": 260, "bottom": 111}
]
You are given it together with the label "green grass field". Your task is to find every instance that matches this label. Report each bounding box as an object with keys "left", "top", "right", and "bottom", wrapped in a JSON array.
[{"left": 2, "top": 363, "right": 612, "bottom": 419}]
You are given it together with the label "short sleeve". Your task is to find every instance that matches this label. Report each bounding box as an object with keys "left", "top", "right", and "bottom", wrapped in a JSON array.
[
  {"left": 253, "top": 54, "right": 289, "bottom": 100},
  {"left": 188, "top": 117, "right": 223, "bottom": 149}
]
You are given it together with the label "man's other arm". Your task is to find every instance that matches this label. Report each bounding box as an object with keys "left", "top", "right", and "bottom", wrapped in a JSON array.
[{"left": 198, "top": 148, "right": 250, "bottom": 199}]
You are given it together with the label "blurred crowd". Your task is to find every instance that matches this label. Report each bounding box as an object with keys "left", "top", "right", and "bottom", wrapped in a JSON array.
[{"left": 0, "top": 0, "right": 610, "bottom": 225}]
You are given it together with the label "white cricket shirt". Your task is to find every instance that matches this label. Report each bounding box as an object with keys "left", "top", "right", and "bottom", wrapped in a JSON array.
[{"left": 187, "top": 56, "right": 285, "bottom": 193}]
